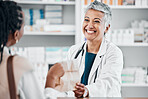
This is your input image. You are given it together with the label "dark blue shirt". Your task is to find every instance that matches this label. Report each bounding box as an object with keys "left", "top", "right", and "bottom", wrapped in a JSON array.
[{"left": 81, "top": 51, "right": 96, "bottom": 85}]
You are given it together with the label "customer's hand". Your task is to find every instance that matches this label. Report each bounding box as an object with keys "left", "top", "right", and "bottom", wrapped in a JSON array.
[
  {"left": 50, "top": 63, "right": 65, "bottom": 78},
  {"left": 45, "top": 63, "right": 65, "bottom": 88},
  {"left": 73, "top": 83, "right": 88, "bottom": 98}
]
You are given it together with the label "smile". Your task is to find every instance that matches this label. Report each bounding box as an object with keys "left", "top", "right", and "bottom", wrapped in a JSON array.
[{"left": 85, "top": 29, "right": 96, "bottom": 34}]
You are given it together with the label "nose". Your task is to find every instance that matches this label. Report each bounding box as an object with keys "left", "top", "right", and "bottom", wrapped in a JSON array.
[{"left": 87, "top": 21, "right": 94, "bottom": 29}]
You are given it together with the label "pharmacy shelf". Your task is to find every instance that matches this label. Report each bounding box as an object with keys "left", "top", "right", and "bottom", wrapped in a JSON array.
[
  {"left": 122, "top": 83, "right": 148, "bottom": 87},
  {"left": 83, "top": 5, "right": 148, "bottom": 9},
  {"left": 15, "top": 0, "right": 75, "bottom": 5},
  {"left": 24, "top": 31, "right": 75, "bottom": 35},
  {"left": 110, "top": 5, "right": 148, "bottom": 9},
  {"left": 117, "top": 43, "right": 148, "bottom": 47}
]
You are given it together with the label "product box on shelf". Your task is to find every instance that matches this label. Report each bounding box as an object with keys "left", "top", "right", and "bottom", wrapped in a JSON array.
[
  {"left": 45, "top": 5, "right": 62, "bottom": 24},
  {"left": 122, "top": 66, "right": 148, "bottom": 84},
  {"left": 106, "top": 29, "right": 134, "bottom": 45},
  {"left": 44, "top": 25, "right": 75, "bottom": 32},
  {"left": 144, "top": 29, "right": 148, "bottom": 43},
  {"left": 101, "top": 0, "right": 148, "bottom": 6},
  {"left": 23, "top": 8, "right": 44, "bottom": 26},
  {"left": 122, "top": 0, "right": 135, "bottom": 5}
]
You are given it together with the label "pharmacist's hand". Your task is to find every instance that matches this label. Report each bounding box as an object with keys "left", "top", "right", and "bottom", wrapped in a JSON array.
[
  {"left": 73, "top": 83, "right": 87, "bottom": 98},
  {"left": 45, "top": 63, "right": 65, "bottom": 88}
]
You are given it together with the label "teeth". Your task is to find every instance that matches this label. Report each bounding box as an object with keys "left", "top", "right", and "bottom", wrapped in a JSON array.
[{"left": 87, "top": 30, "right": 95, "bottom": 33}]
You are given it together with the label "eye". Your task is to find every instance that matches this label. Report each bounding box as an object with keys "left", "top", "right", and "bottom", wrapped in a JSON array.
[
  {"left": 94, "top": 20, "right": 100, "bottom": 23},
  {"left": 84, "top": 19, "right": 89, "bottom": 22}
]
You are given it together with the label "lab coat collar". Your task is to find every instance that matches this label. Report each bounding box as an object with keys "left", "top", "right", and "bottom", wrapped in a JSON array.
[
  {"left": 97, "top": 37, "right": 107, "bottom": 56},
  {"left": 87, "top": 37, "right": 107, "bottom": 84},
  {"left": 85, "top": 37, "right": 107, "bottom": 57},
  {"left": 78, "top": 38, "right": 107, "bottom": 81}
]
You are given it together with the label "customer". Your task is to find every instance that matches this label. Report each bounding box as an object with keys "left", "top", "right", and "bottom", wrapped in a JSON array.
[
  {"left": 67, "top": 0, "right": 123, "bottom": 97},
  {"left": 0, "top": 1, "right": 65, "bottom": 99}
]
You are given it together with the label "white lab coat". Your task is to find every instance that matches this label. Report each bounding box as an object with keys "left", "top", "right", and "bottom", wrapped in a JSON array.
[{"left": 67, "top": 38, "right": 123, "bottom": 97}]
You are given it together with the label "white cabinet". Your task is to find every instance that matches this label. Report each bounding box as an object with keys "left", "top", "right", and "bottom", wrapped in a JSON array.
[
  {"left": 110, "top": 7, "right": 148, "bottom": 67},
  {"left": 14, "top": 0, "right": 78, "bottom": 47}
]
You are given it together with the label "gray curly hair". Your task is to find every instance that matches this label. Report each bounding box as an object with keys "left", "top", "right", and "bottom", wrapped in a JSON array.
[{"left": 85, "top": 0, "right": 112, "bottom": 28}]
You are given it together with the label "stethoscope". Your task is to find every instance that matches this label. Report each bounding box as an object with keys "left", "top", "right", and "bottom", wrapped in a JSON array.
[
  {"left": 74, "top": 42, "right": 86, "bottom": 59},
  {"left": 74, "top": 42, "right": 102, "bottom": 83}
]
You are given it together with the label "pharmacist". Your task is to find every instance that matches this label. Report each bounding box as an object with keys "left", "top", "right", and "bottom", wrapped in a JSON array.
[{"left": 67, "top": 0, "right": 123, "bottom": 97}]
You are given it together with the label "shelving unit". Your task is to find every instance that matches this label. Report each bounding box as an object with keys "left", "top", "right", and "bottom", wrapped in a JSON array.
[
  {"left": 14, "top": 0, "right": 78, "bottom": 47},
  {"left": 117, "top": 43, "right": 148, "bottom": 47},
  {"left": 15, "top": 0, "right": 75, "bottom": 5},
  {"left": 24, "top": 31, "right": 75, "bottom": 35},
  {"left": 110, "top": 5, "right": 148, "bottom": 9},
  {"left": 116, "top": 4, "right": 148, "bottom": 95},
  {"left": 84, "top": 5, "right": 148, "bottom": 9},
  {"left": 122, "top": 84, "right": 148, "bottom": 87}
]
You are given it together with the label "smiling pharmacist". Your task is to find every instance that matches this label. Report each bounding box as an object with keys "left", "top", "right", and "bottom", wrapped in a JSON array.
[{"left": 66, "top": 0, "right": 123, "bottom": 98}]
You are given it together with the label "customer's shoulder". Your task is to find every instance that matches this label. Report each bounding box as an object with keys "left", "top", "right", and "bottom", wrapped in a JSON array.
[{"left": 13, "top": 55, "right": 33, "bottom": 71}]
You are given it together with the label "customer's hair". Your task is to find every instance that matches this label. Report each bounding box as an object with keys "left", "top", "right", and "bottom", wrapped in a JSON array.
[
  {"left": 0, "top": 1, "right": 23, "bottom": 63},
  {"left": 85, "top": 0, "right": 112, "bottom": 28}
]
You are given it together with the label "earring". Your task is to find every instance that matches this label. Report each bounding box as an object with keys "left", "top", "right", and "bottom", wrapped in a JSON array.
[
  {"left": 1, "top": 44, "right": 3, "bottom": 48},
  {"left": 16, "top": 40, "right": 18, "bottom": 43}
]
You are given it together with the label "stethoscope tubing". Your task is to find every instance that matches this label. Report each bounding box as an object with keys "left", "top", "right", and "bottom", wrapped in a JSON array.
[{"left": 74, "top": 42, "right": 101, "bottom": 83}]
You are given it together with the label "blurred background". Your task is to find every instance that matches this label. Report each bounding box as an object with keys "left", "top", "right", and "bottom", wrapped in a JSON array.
[{"left": 8, "top": 0, "right": 148, "bottom": 97}]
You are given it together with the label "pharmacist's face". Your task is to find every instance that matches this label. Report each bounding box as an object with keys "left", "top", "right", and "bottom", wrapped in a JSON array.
[{"left": 82, "top": 9, "right": 106, "bottom": 42}]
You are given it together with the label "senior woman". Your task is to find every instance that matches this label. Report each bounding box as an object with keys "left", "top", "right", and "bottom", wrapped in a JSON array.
[{"left": 67, "top": 0, "right": 123, "bottom": 98}]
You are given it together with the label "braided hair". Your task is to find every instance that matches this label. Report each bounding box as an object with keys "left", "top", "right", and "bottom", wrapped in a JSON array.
[{"left": 0, "top": 1, "right": 23, "bottom": 63}]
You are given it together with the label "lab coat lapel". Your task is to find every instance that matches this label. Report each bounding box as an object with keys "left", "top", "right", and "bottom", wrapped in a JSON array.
[
  {"left": 88, "top": 38, "right": 107, "bottom": 84},
  {"left": 79, "top": 43, "right": 87, "bottom": 78}
]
